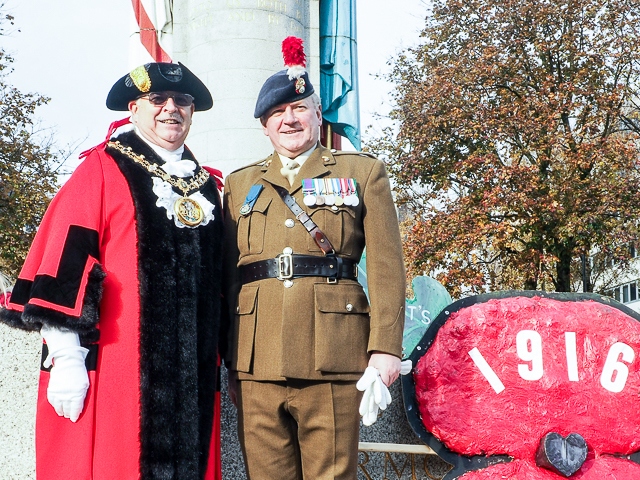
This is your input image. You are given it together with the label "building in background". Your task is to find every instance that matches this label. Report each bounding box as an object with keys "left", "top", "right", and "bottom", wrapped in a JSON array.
[{"left": 600, "top": 246, "right": 640, "bottom": 313}]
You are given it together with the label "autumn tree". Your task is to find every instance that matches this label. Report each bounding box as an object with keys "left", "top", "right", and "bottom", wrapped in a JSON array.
[
  {"left": 374, "top": 0, "right": 640, "bottom": 297},
  {"left": 0, "top": 13, "right": 62, "bottom": 277}
]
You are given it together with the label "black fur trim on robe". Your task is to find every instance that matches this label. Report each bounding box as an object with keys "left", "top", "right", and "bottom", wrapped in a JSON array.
[
  {"left": 0, "top": 264, "right": 105, "bottom": 344},
  {"left": 106, "top": 131, "right": 223, "bottom": 480}
]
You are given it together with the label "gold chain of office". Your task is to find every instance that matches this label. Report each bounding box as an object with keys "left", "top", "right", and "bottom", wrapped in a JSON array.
[{"left": 107, "top": 140, "right": 210, "bottom": 227}]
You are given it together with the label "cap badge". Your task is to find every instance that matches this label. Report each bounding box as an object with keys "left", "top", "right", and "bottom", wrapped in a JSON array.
[
  {"left": 295, "top": 77, "right": 306, "bottom": 94},
  {"left": 128, "top": 65, "right": 152, "bottom": 93}
]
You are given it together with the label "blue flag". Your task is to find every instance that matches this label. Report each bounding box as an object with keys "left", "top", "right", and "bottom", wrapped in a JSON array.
[{"left": 320, "top": 0, "right": 361, "bottom": 150}]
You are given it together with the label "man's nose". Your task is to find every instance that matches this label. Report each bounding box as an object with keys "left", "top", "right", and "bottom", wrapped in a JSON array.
[
  {"left": 283, "top": 106, "right": 297, "bottom": 123},
  {"left": 163, "top": 97, "right": 178, "bottom": 111}
]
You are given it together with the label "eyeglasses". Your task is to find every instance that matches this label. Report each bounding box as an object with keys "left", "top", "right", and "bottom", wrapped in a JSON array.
[{"left": 138, "top": 92, "right": 195, "bottom": 107}]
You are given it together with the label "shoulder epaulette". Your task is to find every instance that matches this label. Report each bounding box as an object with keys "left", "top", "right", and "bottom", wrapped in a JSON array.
[
  {"left": 230, "top": 156, "right": 272, "bottom": 174},
  {"left": 330, "top": 150, "right": 378, "bottom": 160}
]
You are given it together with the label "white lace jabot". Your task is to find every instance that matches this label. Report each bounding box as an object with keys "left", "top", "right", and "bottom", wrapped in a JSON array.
[{"left": 134, "top": 129, "right": 215, "bottom": 228}]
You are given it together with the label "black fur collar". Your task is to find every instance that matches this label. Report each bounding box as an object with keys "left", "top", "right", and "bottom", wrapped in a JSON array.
[{"left": 107, "top": 131, "right": 223, "bottom": 479}]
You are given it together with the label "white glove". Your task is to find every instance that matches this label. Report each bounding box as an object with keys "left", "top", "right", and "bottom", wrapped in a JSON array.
[
  {"left": 356, "top": 360, "right": 413, "bottom": 426},
  {"left": 357, "top": 367, "right": 391, "bottom": 426},
  {"left": 41, "top": 325, "right": 90, "bottom": 422},
  {"left": 400, "top": 359, "right": 412, "bottom": 375}
]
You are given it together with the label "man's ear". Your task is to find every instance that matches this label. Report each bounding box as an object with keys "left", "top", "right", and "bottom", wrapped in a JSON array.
[{"left": 128, "top": 100, "right": 138, "bottom": 115}]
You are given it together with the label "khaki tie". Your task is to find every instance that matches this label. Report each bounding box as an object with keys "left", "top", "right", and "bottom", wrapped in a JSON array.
[{"left": 280, "top": 160, "right": 300, "bottom": 186}]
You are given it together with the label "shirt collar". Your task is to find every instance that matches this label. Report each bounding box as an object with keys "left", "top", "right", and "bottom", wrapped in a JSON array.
[{"left": 278, "top": 145, "right": 317, "bottom": 168}]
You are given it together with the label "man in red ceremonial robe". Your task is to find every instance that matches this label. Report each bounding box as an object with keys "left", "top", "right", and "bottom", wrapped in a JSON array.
[{"left": 0, "top": 62, "right": 224, "bottom": 480}]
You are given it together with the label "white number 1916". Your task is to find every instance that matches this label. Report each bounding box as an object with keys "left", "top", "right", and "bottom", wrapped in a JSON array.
[{"left": 468, "top": 330, "right": 635, "bottom": 394}]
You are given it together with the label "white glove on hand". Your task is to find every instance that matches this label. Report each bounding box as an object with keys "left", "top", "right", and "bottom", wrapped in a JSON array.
[
  {"left": 400, "top": 359, "right": 412, "bottom": 375},
  {"left": 41, "top": 325, "right": 90, "bottom": 422},
  {"left": 357, "top": 367, "right": 391, "bottom": 426},
  {"left": 356, "top": 360, "right": 413, "bottom": 426}
]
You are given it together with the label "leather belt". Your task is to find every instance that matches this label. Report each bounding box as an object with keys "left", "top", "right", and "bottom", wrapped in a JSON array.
[{"left": 240, "top": 254, "right": 358, "bottom": 284}]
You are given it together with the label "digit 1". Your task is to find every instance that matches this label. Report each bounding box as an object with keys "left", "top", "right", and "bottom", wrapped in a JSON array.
[
  {"left": 565, "top": 332, "right": 579, "bottom": 381},
  {"left": 469, "top": 347, "right": 505, "bottom": 394}
]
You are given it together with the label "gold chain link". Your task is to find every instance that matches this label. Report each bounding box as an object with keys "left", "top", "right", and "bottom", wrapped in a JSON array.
[{"left": 107, "top": 140, "right": 209, "bottom": 196}]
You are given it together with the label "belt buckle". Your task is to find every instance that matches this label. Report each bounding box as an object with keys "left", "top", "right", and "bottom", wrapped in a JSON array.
[{"left": 277, "top": 252, "right": 293, "bottom": 280}]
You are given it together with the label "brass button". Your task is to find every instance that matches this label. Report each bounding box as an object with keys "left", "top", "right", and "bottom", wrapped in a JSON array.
[
  {"left": 346, "top": 303, "right": 353, "bottom": 312},
  {"left": 283, "top": 247, "right": 293, "bottom": 255},
  {"left": 284, "top": 280, "right": 294, "bottom": 288},
  {"left": 285, "top": 219, "right": 295, "bottom": 228}
]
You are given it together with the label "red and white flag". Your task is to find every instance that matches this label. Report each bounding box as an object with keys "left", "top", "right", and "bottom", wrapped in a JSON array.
[{"left": 129, "top": 0, "right": 173, "bottom": 66}]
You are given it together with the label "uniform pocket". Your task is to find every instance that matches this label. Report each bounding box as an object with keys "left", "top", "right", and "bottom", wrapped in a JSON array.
[
  {"left": 307, "top": 205, "right": 356, "bottom": 255},
  {"left": 236, "top": 197, "right": 272, "bottom": 255},
  {"left": 232, "top": 285, "right": 259, "bottom": 372},
  {"left": 314, "top": 283, "right": 370, "bottom": 373}
]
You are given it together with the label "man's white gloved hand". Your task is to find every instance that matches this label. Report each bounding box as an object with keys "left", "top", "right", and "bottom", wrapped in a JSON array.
[
  {"left": 357, "top": 366, "right": 391, "bottom": 426},
  {"left": 357, "top": 360, "right": 413, "bottom": 426},
  {"left": 357, "top": 367, "right": 380, "bottom": 426},
  {"left": 41, "top": 325, "right": 90, "bottom": 422}
]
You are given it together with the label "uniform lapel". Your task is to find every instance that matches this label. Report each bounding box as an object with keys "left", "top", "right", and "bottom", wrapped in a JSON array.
[
  {"left": 260, "top": 152, "right": 290, "bottom": 190},
  {"left": 289, "top": 145, "right": 332, "bottom": 195},
  {"left": 261, "top": 145, "right": 334, "bottom": 195}
]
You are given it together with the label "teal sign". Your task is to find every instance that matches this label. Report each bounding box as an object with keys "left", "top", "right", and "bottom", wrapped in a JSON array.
[
  {"left": 357, "top": 251, "right": 452, "bottom": 359},
  {"left": 402, "top": 276, "right": 452, "bottom": 358}
]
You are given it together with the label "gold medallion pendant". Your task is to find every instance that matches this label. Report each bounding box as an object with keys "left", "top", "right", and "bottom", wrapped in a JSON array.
[{"left": 174, "top": 197, "right": 204, "bottom": 227}]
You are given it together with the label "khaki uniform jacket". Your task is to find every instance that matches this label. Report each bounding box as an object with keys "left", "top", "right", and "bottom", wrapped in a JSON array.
[{"left": 223, "top": 145, "right": 405, "bottom": 382}]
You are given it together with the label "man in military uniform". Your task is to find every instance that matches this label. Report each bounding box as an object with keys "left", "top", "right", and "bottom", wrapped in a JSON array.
[{"left": 223, "top": 38, "right": 405, "bottom": 480}]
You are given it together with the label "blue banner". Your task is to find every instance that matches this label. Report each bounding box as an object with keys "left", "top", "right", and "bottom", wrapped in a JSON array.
[{"left": 319, "top": 0, "right": 361, "bottom": 150}]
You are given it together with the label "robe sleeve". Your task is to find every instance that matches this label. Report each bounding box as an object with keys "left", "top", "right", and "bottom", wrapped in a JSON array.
[{"left": 0, "top": 149, "right": 108, "bottom": 342}]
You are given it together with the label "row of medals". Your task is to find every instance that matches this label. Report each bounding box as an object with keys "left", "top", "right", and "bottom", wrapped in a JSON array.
[{"left": 302, "top": 178, "right": 360, "bottom": 207}]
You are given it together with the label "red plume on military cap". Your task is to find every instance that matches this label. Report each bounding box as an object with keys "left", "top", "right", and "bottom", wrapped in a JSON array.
[
  {"left": 282, "top": 36, "right": 307, "bottom": 80},
  {"left": 253, "top": 36, "right": 314, "bottom": 118}
]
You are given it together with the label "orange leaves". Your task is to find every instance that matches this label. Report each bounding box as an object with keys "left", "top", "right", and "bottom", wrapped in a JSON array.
[
  {"left": 372, "top": 0, "right": 640, "bottom": 294},
  {"left": 0, "top": 14, "right": 61, "bottom": 277}
]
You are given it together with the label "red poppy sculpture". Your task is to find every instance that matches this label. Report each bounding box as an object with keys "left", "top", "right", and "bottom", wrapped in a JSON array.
[{"left": 403, "top": 291, "right": 640, "bottom": 479}]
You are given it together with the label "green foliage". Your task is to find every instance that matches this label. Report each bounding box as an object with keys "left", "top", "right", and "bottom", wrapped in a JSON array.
[
  {"left": 0, "top": 18, "right": 61, "bottom": 278},
  {"left": 373, "top": 0, "right": 640, "bottom": 296}
]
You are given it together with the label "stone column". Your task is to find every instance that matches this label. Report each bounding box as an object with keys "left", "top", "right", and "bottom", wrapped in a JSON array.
[{"left": 173, "top": 0, "right": 320, "bottom": 176}]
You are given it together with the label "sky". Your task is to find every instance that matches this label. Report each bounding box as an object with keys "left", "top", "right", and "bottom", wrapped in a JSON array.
[{"left": 2, "top": 0, "right": 427, "bottom": 172}]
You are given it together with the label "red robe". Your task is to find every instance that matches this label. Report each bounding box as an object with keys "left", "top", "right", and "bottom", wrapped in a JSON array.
[{"left": 1, "top": 127, "right": 224, "bottom": 480}]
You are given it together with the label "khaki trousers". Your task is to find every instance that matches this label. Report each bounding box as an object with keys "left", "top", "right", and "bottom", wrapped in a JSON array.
[{"left": 236, "top": 379, "right": 362, "bottom": 480}]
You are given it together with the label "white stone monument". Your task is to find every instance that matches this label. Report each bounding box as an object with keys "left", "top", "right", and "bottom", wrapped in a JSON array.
[{"left": 173, "top": 0, "right": 320, "bottom": 176}]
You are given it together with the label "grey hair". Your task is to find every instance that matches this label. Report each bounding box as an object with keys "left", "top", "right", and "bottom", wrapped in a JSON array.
[{"left": 309, "top": 93, "right": 321, "bottom": 109}]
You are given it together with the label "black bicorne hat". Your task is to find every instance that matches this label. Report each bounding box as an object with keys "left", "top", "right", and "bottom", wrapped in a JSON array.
[
  {"left": 254, "top": 37, "right": 315, "bottom": 119},
  {"left": 106, "top": 62, "right": 213, "bottom": 112}
]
